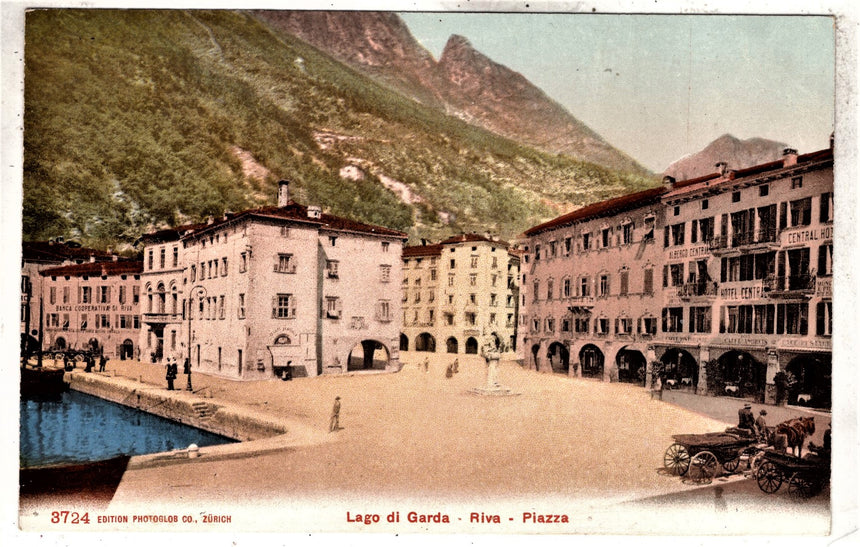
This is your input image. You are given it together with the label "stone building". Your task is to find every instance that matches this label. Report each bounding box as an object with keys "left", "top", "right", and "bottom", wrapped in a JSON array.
[
  {"left": 161, "top": 180, "right": 407, "bottom": 380},
  {"left": 518, "top": 186, "right": 666, "bottom": 383},
  {"left": 400, "top": 234, "right": 520, "bottom": 356},
  {"left": 38, "top": 259, "right": 143, "bottom": 359},
  {"left": 517, "top": 144, "right": 833, "bottom": 407}
]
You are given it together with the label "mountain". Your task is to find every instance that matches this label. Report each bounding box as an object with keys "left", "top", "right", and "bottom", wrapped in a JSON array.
[
  {"left": 663, "top": 134, "right": 790, "bottom": 181},
  {"left": 23, "top": 10, "right": 657, "bottom": 250},
  {"left": 253, "top": 11, "right": 649, "bottom": 175}
]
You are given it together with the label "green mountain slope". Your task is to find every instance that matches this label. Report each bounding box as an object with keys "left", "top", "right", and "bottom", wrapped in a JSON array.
[{"left": 24, "top": 9, "right": 658, "bottom": 248}]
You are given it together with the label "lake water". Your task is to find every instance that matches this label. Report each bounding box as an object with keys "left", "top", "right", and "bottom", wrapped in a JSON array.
[{"left": 20, "top": 390, "right": 236, "bottom": 467}]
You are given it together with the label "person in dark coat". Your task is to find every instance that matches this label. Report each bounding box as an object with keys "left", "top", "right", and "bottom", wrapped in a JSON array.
[
  {"left": 98, "top": 354, "right": 108, "bottom": 372},
  {"left": 166, "top": 358, "right": 176, "bottom": 390},
  {"left": 738, "top": 403, "right": 757, "bottom": 436},
  {"left": 755, "top": 409, "right": 769, "bottom": 443},
  {"left": 330, "top": 396, "right": 341, "bottom": 432},
  {"left": 183, "top": 357, "right": 192, "bottom": 391},
  {"left": 84, "top": 354, "right": 94, "bottom": 373}
]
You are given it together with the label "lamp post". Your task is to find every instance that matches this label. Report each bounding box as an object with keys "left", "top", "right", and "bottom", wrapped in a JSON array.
[{"left": 186, "top": 285, "right": 207, "bottom": 391}]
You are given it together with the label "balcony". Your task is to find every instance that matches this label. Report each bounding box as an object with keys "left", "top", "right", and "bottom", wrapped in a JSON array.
[
  {"left": 763, "top": 273, "right": 815, "bottom": 298},
  {"left": 142, "top": 312, "right": 182, "bottom": 324},
  {"left": 677, "top": 281, "right": 718, "bottom": 300},
  {"left": 710, "top": 227, "right": 779, "bottom": 255}
]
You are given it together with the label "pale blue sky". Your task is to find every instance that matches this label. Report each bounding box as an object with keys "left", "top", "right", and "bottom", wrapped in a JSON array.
[{"left": 400, "top": 13, "right": 835, "bottom": 172}]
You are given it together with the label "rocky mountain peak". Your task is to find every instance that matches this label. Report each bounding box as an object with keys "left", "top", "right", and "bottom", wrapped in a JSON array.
[{"left": 664, "top": 134, "right": 790, "bottom": 181}]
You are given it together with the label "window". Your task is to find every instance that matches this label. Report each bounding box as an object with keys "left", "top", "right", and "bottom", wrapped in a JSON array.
[
  {"left": 791, "top": 176, "right": 803, "bottom": 189},
  {"left": 533, "top": 280, "right": 540, "bottom": 302},
  {"left": 545, "top": 317, "right": 555, "bottom": 333},
  {"left": 579, "top": 276, "right": 590, "bottom": 297},
  {"left": 601, "top": 227, "right": 612, "bottom": 248},
  {"left": 596, "top": 317, "right": 610, "bottom": 335},
  {"left": 546, "top": 279, "right": 554, "bottom": 300},
  {"left": 581, "top": 233, "right": 590, "bottom": 251},
  {"left": 760, "top": 185, "right": 769, "bottom": 197},
  {"left": 329, "top": 236, "right": 337, "bottom": 246},
  {"left": 669, "top": 263, "right": 684, "bottom": 287},
  {"left": 326, "top": 260, "right": 339, "bottom": 279},
  {"left": 643, "top": 269, "right": 653, "bottom": 295},
  {"left": 326, "top": 297, "right": 341, "bottom": 319},
  {"left": 132, "top": 286, "right": 140, "bottom": 304},
  {"left": 662, "top": 308, "right": 684, "bottom": 332},
  {"left": 47, "top": 313, "right": 59, "bottom": 328},
  {"left": 534, "top": 244, "right": 541, "bottom": 261},
  {"left": 222, "top": 257, "right": 228, "bottom": 276},
  {"left": 240, "top": 252, "right": 248, "bottom": 273},
  {"left": 670, "top": 223, "right": 685, "bottom": 246},
  {"left": 80, "top": 286, "right": 92, "bottom": 304},
  {"left": 575, "top": 317, "right": 590, "bottom": 333},
  {"left": 382, "top": 241, "right": 390, "bottom": 252},
  {"left": 173, "top": 246, "right": 179, "bottom": 267},
  {"left": 200, "top": 262, "right": 206, "bottom": 279},
  {"left": 780, "top": 302, "right": 808, "bottom": 335},
  {"left": 492, "top": 256, "right": 498, "bottom": 268},
  {"left": 469, "top": 273, "right": 477, "bottom": 286},
  {"left": 448, "top": 274, "right": 455, "bottom": 287},
  {"left": 444, "top": 313, "right": 455, "bottom": 326},
  {"left": 376, "top": 300, "right": 391, "bottom": 322},
  {"left": 147, "top": 250, "right": 153, "bottom": 270},
  {"left": 430, "top": 269, "right": 437, "bottom": 281},
  {"left": 618, "top": 317, "right": 633, "bottom": 334},
  {"left": 272, "top": 294, "right": 295, "bottom": 319},
  {"left": 118, "top": 286, "right": 126, "bottom": 305},
  {"left": 673, "top": 206, "right": 680, "bottom": 216},
  {"left": 789, "top": 197, "right": 812, "bottom": 227},
  {"left": 80, "top": 314, "right": 88, "bottom": 331},
  {"left": 238, "top": 293, "right": 245, "bottom": 319},
  {"left": 98, "top": 286, "right": 110, "bottom": 304},
  {"left": 490, "top": 293, "right": 498, "bottom": 307},
  {"left": 450, "top": 259, "right": 456, "bottom": 269},
  {"left": 49, "top": 287, "right": 56, "bottom": 305},
  {"left": 641, "top": 317, "right": 657, "bottom": 335},
  {"left": 561, "top": 318, "right": 570, "bottom": 332},
  {"left": 471, "top": 256, "right": 479, "bottom": 268},
  {"left": 622, "top": 223, "right": 634, "bottom": 244},
  {"left": 211, "top": 260, "right": 218, "bottom": 278},
  {"left": 563, "top": 278, "right": 571, "bottom": 298},
  {"left": 816, "top": 301, "right": 833, "bottom": 336},
  {"left": 380, "top": 265, "right": 392, "bottom": 283},
  {"left": 598, "top": 274, "right": 609, "bottom": 297},
  {"left": 619, "top": 270, "right": 629, "bottom": 296},
  {"left": 219, "top": 296, "right": 225, "bottom": 319},
  {"left": 818, "top": 244, "right": 833, "bottom": 276},
  {"left": 160, "top": 248, "right": 166, "bottom": 268},
  {"left": 97, "top": 314, "right": 111, "bottom": 329},
  {"left": 190, "top": 265, "right": 197, "bottom": 282},
  {"left": 275, "top": 254, "right": 295, "bottom": 273},
  {"left": 63, "top": 286, "right": 69, "bottom": 304},
  {"left": 701, "top": 199, "right": 709, "bottom": 210},
  {"left": 732, "top": 191, "right": 741, "bottom": 203},
  {"left": 549, "top": 241, "right": 557, "bottom": 257},
  {"left": 820, "top": 192, "right": 833, "bottom": 223},
  {"left": 690, "top": 306, "right": 711, "bottom": 333}
]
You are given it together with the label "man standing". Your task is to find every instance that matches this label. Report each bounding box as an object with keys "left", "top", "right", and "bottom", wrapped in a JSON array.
[
  {"left": 738, "top": 403, "right": 757, "bottom": 436},
  {"left": 166, "top": 358, "right": 176, "bottom": 390},
  {"left": 330, "top": 396, "right": 341, "bottom": 432},
  {"left": 184, "top": 357, "right": 193, "bottom": 391},
  {"left": 98, "top": 354, "right": 108, "bottom": 372},
  {"left": 755, "top": 409, "right": 769, "bottom": 443}
]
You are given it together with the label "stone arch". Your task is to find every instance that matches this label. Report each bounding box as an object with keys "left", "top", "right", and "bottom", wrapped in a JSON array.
[
  {"left": 717, "top": 350, "right": 765, "bottom": 401},
  {"left": 399, "top": 333, "right": 409, "bottom": 352},
  {"left": 465, "top": 337, "right": 478, "bottom": 354},
  {"left": 548, "top": 342, "right": 569, "bottom": 373},
  {"left": 415, "top": 332, "right": 436, "bottom": 352},
  {"left": 155, "top": 282, "right": 166, "bottom": 314},
  {"left": 446, "top": 336, "right": 459, "bottom": 354},
  {"left": 785, "top": 354, "right": 831, "bottom": 408},
  {"left": 348, "top": 340, "right": 390, "bottom": 371},
  {"left": 660, "top": 347, "right": 699, "bottom": 392},
  {"left": 579, "top": 344, "right": 604, "bottom": 379},
  {"left": 120, "top": 338, "right": 135, "bottom": 360},
  {"left": 615, "top": 345, "right": 647, "bottom": 386},
  {"left": 54, "top": 337, "right": 67, "bottom": 350}
]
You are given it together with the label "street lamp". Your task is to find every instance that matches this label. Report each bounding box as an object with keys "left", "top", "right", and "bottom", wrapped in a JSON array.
[{"left": 186, "top": 285, "right": 207, "bottom": 391}]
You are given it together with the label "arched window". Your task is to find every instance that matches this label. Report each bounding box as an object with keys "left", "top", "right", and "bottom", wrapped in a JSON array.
[{"left": 274, "top": 334, "right": 292, "bottom": 345}]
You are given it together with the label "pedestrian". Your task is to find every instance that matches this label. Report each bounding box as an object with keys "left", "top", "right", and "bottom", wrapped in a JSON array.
[
  {"left": 166, "top": 358, "right": 176, "bottom": 390},
  {"left": 452, "top": 359, "right": 459, "bottom": 374},
  {"left": 63, "top": 354, "right": 72, "bottom": 372},
  {"left": 737, "top": 402, "right": 756, "bottom": 437},
  {"left": 755, "top": 409, "right": 769, "bottom": 443},
  {"left": 98, "top": 354, "right": 108, "bottom": 372},
  {"left": 84, "top": 354, "right": 94, "bottom": 373},
  {"left": 184, "top": 357, "right": 193, "bottom": 391},
  {"left": 651, "top": 373, "right": 663, "bottom": 400},
  {"left": 330, "top": 396, "right": 341, "bottom": 432},
  {"left": 423, "top": 357, "right": 429, "bottom": 373},
  {"left": 445, "top": 363, "right": 454, "bottom": 379}
]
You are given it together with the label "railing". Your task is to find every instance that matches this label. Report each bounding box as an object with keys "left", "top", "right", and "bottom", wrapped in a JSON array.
[
  {"left": 677, "top": 281, "right": 719, "bottom": 299},
  {"left": 763, "top": 273, "right": 816, "bottom": 293},
  {"left": 143, "top": 312, "right": 182, "bottom": 322}
]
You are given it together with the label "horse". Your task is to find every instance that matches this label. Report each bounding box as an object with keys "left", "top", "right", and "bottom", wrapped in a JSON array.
[{"left": 775, "top": 416, "right": 816, "bottom": 457}]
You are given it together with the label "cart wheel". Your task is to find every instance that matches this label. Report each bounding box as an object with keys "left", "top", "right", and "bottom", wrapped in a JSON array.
[
  {"left": 788, "top": 473, "right": 818, "bottom": 499},
  {"left": 722, "top": 454, "right": 741, "bottom": 474},
  {"left": 756, "top": 461, "right": 783, "bottom": 494},
  {"left": 663, "top": 443, "right": 691, "bottom": 476},
  {"left": 689, "top": 451, "right": 718, "bottom": 484}
]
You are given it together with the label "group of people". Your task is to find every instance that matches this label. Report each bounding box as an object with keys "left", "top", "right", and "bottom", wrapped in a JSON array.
[
  {"left": 70, "top": 352, "right": 108, "bottom": 373},
  {"left": 165, "top": 357, "right": 192, "bottom": 391},
  {"left": 445, "top": 359, "right": 459, "bottom": 378},
  {"left": 737, "top": 402, "right": 770, "bottom": 442}
]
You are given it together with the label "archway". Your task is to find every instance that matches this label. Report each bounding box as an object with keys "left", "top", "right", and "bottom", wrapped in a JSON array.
[
  {"left": 399, "top": 333, "right": 409, "bottom": 352},
  {"left": 718, "top": 350, "right": 766, "bottom": 402},
  {"left": 415, "top": 332, "right": 436, "bottom": 352},
  {"left": 54, "top": 337, "right": 67, "bottom": 350},
  {"left": 446, "top": 337, "right": 459, "bottom": 354},
  {"left": 660, "top": 348, "right": 699, "bottom": 391},
  {"left": 465, "top": 337, "right": 478, "bottom": 354},
  {"left": 531, "top": 344, "right": 541, "bottom": 370},
  {"left": 579, "top": 344, "right": 604, "bottom": 379},
  {"left": 348, "top": 340, "right": 390, "bottom": 371},
  {"left": 88, "top": 337, "right": 101, "bottom": 354},
  {"left": 616, "top": 347, "right": 646, "bottom": 385},
  {"left": 548, "top": 342, "right": 569, "bottom": 374},
  {"left": 786, "top": 354, "right": 831, "bottom": 408},
  {"left": 120, "top": 339, "right": 134, "bottom": 360}
]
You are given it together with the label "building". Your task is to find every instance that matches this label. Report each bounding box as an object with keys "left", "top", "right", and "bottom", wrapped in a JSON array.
[
  {"left": 518, "top": 186, "right": 666, "bottom": 383},
  {"left": 400, "top": 234, "right": 520, "bottom": 356},
  {"left": 145, "top": 180, "right": 408, "bottom": 380},
  {"left": 517, "top": 144, "right": 833, "bottom": 408},
  {"left": 38, "top": 259, "right": 143, "bottom": 359}
]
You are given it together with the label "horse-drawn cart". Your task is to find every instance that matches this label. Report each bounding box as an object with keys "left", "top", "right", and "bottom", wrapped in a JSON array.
[
  {"left": 663, "top": 430, "right": 762, "bottom": 484},
  {"left": 755, "top": 449, "right": 829, "bottom": 498}
]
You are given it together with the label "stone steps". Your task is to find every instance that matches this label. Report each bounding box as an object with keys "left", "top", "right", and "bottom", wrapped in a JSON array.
[{"left": 192, "top": 401, "right": 215, "bottom": 419}]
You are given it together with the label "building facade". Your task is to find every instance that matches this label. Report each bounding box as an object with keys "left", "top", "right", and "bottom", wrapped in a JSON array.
[
  {"left": 38, "top": 260, "right": 143, "bottom": 359},
  {"left": 169, "top": 181, "right": 407, "bottom": 380},
  {"left": 517, "top": 145, "right": 833, "bottom": 407},
  {"left": 400, "top": 234, "right": 520, "bottom": 356}
]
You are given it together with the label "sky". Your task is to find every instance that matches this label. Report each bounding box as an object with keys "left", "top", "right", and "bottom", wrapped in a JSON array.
[{"left": 400, "top": 13, "right": 835, "bottom": 172}]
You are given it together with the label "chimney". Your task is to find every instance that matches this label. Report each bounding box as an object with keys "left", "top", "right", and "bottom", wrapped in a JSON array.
[
  {"left": 420, "top": 238, "right": 428, "bottom": 246},
  {"left": 278, "top": 180, "right": 290, "bottom": 207},
  {"left": 307, "top": 205, "right": 322, "bottom": 219},
  {"left": 782, "top": 148, "right": 798, "bottom": 167},
  {"left": 112, "top": 255, "right": 118, "bottom": 262},
  {"left": 662, "top": 175, "right": 675, "bottom": 190},
  {"left": 89, "top": 255, "right": 96, "bottom": 263},
  {"left": 207, "top": 215, "right": 214, "bottom": 225},
  {"left": 830, "top": 132, "right": 835, "bottom": 150},
  {"left": 715, "top": 162, "right": 728, "bottom": 176}
]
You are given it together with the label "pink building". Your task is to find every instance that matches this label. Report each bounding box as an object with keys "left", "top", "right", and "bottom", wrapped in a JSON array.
[{"left": 38, "top": 259, "right": 143, "bottom": 359}]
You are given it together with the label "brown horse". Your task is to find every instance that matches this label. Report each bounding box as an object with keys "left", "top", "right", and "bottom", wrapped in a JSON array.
[{"left": 775, "top": 416, "right": 815, "bottom": 457}]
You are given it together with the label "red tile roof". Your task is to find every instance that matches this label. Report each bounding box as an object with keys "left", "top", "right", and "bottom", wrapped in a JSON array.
[
  {"left": 439, "top": 233, "right": 507, "bottom": 246},
  {"left": 138, "top": 222, "right": 209, "bottom": 244},
  {"left": 524, "top": 186, "right": 665, "bottom": 236},
  {"left": 40, "top": 260, "right": 143, "bottom": 278},
  {"left": 402, "top": 244, "right": 443, "bottom": 258},
  {"left": 22, "top": 241, "right": 115, "bottom": 263}
]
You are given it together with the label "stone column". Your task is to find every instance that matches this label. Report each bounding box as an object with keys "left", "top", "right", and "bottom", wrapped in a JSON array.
[
  {"left": 765, "top": 350, "right": 780, "bottom": 404},
  {"left": 697, "top": 347, "right": 710, "bottom": 396}
]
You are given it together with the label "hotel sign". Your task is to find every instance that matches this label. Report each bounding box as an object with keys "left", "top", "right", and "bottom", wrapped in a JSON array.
[
  {"left": 666, "top": 244, "right": 710, "bottom": 260},
  {"left": 719, "top": 282, "right": 764, "bottom": 301},
  {"left": 782, "top": 225, "right": 833, "bottom": 246}
]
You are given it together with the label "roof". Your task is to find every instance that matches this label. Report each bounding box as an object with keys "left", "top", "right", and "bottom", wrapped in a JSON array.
[
  {"left": 180, "top": 202, "right": 408, "bottom": 240},
  {"left": 524, "top": 186, "right": 666, "bottom": 236},
  {"left": 439, "top": 233, "right": 507, "bottom": 246},
  {"left": 402, "top": 244, "right": 443, "bottom": 258},
  {"left": 40, "top": 260, "right": 143, "bottom": 278},
  {"left": 22, "top": 241, "right": 115, "bottom": 264},
  {"left": 663, "top": 146, "right": 834, "bottom": 201},
  {"left": 137, "top": 222, "right": 209, "bottom": 244}
]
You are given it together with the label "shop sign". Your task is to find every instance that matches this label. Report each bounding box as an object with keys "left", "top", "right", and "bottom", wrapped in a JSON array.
[
  {"left": 815, "top": 278, "right": 832, "bottom": 298},
  {"left": 710, "top": 335, "right": 770, "bottom": 348},
  {"left": 782, "top": 225, "right": 833, "bottom": 245},
  {"left": 777, "top": 337, "right": 832, "bottom": 351}
]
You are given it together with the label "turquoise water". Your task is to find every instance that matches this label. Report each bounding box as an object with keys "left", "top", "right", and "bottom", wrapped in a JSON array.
[{"left": 20, "top": 390, "right": 236, "bottom": 467}]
